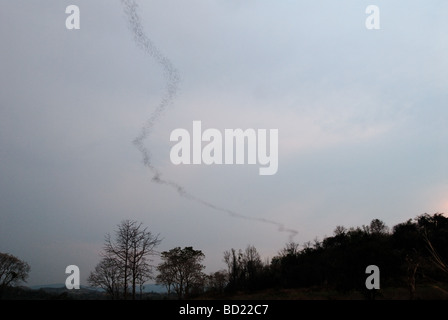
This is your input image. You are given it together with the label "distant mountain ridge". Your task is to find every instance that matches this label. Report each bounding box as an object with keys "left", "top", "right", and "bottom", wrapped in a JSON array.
[{"left": 28, "top": 283, "right": 166, "bottom": 293}]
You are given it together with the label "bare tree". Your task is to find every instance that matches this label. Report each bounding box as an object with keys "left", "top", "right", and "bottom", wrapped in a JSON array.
[
  {"left": 135, "top": 257, "right": 153, "bottom": 298},
  {"left": 223, "top": 245, "right": 264, "bottom": 290},
  {"left": 103, "top": 220, "right": 161, "bottom": 299},
  {"left": 88, "top": 257, "right": 122, "bottom": 299},
  {"left": 405, "top": 252, "right": 420, "bottom": 300},
  {"left": 223, "top": 248, "right": 243, "bottom": 288},
  {"left": 423, "top": 231, "right": 448, "bottom": 274},
  {"left": 0, "top": 252, "right": 30, "bottom": 298},
  {"left": 242, "top": 245, "right": 263, "bottom": 282}
]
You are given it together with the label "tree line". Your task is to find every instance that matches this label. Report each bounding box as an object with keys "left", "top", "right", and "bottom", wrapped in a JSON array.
[
  {"left": 87, "top": 213, "right": 448, "bottom": 299},
  {"left": 1, "top": 213, "right": 447, "bottom": 299}
]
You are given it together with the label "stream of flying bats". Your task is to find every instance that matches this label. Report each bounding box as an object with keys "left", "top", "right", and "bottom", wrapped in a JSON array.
[{"left": 121, "top": 0, "right": 298, "bottom": 242}]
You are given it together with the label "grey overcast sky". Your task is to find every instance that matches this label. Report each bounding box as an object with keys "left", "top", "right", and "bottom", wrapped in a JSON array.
[{"left": 1, "top": 0, "right": 447, "bottom": 286}]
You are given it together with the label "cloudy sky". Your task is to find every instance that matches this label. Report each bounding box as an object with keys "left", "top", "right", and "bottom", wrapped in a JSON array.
[{"left": 1, "top": 0, "right": 447, "bottom": 286}]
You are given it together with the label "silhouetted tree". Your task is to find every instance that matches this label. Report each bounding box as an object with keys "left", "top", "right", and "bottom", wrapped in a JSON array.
[
  {"left": 87, "top": 257, "right": 122, "bottom": 299},
  {"left": 417, "top": 213, "right": 448, "bottom": 276},
  {"left": 0, "top": 252, "right": 30, "bottom": 298},
  {"left": 368, "top": 219, "right": 389, "bottom": 234},
  {"left": 424, "top": 232, "right": 448, "bottom": 275},
  {"left": 271, "top": 242, "right": 302, "bottom": 288},
  {"left": 206, "top": 270, "right": 228, "bottom": 295},
  {"left": 390, "top": 213, "right": 448, "bottom": 299},
  {"left": 223, "top": 248, "right": 243, "bottom": 291},
  {"left": 155, "top": 263, "right": 175, "bottom": 295},
  {"left": 101, "top": 220, "right": 161, "bottom": 299},
  {"left": 241, "top": 245, "right": 264, "bottom": 289},
  {"left": 223, "top": 245, "right": 266, "bottom": 291},
  {"left": 156, "top": 247, "right": 205, "bottom": 299},
  {"left": 269, "top": 219, "right": 403, "bottom": 293}
]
